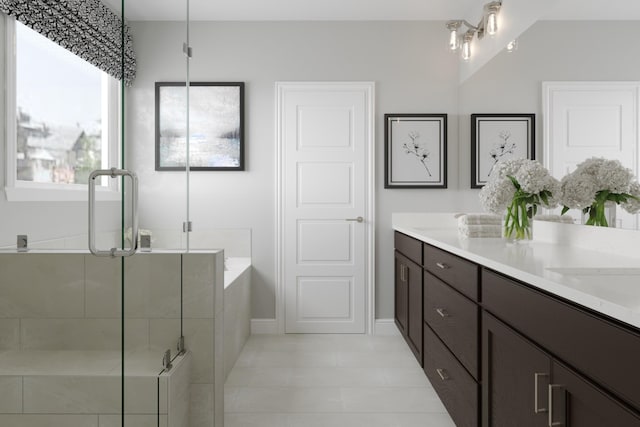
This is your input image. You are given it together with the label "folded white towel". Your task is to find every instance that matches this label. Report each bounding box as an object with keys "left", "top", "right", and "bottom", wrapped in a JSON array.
[
  {"left": 458, "top": 224, "right": 502, "bottom": 238},
  {"left": 534, "top": 214, "right": 574, "bottom": 224},
  {"left": 456, "top": 213, "right": 502, "bottom": 226}
]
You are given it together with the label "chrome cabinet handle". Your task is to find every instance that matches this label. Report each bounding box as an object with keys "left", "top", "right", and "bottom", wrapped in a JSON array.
[
  {"left": 534, "top": 373, "right": 549, "bottom": 414},
  {"left": 89, "top": 168, "right": 138, "bottom": 257},
  {"left": 345, "top": 216, "right": 364, "bottom": 223},
  {"left": 436, "top": 308, "right": 449, "bottom": 318},
  {"left": 436, "top": 368, "right": 449, "bottom": 381},
  {"left": 436, "top": 262, "right": 450, "bottom": 270},
  {"left": 400, "top": 264, "right": 405, "bottom": 282},
  {"left": 548, "top": 384, "right": 565, "bottom": 426}
]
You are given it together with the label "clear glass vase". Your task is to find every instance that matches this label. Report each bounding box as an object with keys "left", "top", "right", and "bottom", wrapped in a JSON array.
[{"left": 503, "top": 201, "right": 533, "bottom": 243}]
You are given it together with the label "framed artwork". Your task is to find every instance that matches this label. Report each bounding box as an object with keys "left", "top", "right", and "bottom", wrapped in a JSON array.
[
  {"left": 384, "top": 113, "right": 447, "bottom": 188},
  {"left": 471, "top": 113, "right": 535, "bottom": 188},
  {"left": 155, "top": 82, "right": 245, "bottom": 171}
]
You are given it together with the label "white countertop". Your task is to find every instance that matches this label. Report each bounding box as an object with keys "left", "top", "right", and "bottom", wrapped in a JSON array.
[{"left": 393, "top": 214, "right": 640, "bottom": 330}]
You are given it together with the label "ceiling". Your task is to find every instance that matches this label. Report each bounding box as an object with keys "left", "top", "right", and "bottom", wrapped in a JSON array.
[{"left": 103, "top": 0, "right": 640, "bottom": 21}]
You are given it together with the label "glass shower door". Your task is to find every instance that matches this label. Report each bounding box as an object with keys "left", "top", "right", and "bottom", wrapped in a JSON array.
[{"left": 0, "top": 1, "right": 134, "bottom": 425}]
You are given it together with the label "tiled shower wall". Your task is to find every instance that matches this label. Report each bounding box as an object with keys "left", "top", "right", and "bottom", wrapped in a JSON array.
[{"left": 0, "top": 251, "right": 224, "bottom": 426}]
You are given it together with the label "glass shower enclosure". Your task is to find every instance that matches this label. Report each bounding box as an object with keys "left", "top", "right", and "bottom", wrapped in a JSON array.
[{"left": 0, "top": 0, "right": 214, "bottom": 425}]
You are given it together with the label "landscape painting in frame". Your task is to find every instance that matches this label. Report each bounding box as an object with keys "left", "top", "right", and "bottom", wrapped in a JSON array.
[
  {"left": 471, "top": 113, "right": 535, "bottom": 188},
  {"left": 384, "top": 114, "right": 447, "bottom": 188},
  {"left": 155, "top": 82, "right": 245, "bottom": 171}
]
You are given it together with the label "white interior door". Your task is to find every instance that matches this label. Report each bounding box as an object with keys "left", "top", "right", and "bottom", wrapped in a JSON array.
[
  {"left": 543, "top": 82, "right": 640, "bottom": 229},
  {"left": 277, "top": 82, "right": 374, "bottom": 333}
]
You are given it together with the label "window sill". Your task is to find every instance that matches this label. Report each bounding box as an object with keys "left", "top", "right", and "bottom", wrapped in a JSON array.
[{"left": 4, "top": 185, "right": 121, "bottom": 202}]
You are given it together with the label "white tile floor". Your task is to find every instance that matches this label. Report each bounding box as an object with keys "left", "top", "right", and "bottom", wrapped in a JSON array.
[{"left": 224, "top": 334, "right": 456, "bottom": 427}]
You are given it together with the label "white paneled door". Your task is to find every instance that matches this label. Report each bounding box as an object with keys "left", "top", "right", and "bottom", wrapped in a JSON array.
[
  {"left": 543, "top": 82, "right": 639, "bottom": 229},
  {"left": 277, "top": 82, "right": 374, "bottom": 333}
]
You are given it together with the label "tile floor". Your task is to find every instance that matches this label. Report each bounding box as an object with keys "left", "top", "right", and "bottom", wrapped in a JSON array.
[{"left": 224, "top": 334, "right": 456, "bottom": 427}]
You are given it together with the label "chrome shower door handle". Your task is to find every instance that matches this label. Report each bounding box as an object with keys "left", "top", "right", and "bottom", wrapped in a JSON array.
[{"left": 89, "top": 168, "right": 139, "bottom": 257}]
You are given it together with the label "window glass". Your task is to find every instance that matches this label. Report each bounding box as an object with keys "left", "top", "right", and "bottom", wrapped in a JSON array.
[{"left": 15, "top": 21, "right": 110, "bottom": 185}]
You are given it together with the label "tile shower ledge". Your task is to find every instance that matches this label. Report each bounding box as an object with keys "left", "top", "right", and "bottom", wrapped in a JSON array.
[
  {"left": 0, "top": 350, "right": 166, "bottom": 376},
  {"left": 393, "top": 216, "right": 640, "bottom": 330},
  {"left": 0, "top": 249, "right": 222, "bottom": 254}
]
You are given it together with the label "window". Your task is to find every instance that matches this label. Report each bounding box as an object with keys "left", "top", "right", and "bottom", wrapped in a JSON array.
[{"left": 5, "top": 19, "right": 120, "bottom": 200}]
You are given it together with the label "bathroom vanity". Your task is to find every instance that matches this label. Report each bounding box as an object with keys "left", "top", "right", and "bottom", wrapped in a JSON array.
[{"left": 393, "top": 214, "right": 640, "bottom": 427}]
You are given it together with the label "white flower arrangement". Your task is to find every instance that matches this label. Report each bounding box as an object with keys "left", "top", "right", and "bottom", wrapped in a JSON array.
[
  {"left": 559, "top": 157, "right": 640, "bottom": 226},
  {"left": 479, "top": 158, "right": 560, "bottom": 240}
]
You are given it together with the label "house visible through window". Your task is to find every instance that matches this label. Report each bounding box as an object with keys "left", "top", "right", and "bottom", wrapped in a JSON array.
[{"left": 13, "top": 20, "right": 117, "bottom": 187}]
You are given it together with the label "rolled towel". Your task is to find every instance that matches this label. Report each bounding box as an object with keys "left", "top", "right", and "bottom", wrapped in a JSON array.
[
  {"left": 534, "top": 214, "right": 574, "bottom": 224},
  {"left": 456, "top": 213, "right": 502, "bottom": 226},
  {"left": 458, "top": 224, "right": 502, "bottom": 238}
]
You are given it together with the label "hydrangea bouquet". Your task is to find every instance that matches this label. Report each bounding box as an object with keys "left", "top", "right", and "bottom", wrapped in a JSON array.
[
  {"left": 559, "top": 158, "right": 640, "bottom": 226},
  {"left": 479, "top": 159, "right": 560, "bottom": 240}
]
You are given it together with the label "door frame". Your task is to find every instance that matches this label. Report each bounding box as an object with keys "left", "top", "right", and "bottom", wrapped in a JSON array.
[{"left": 275, "top": 81, "right": 376, "bottom": 335}]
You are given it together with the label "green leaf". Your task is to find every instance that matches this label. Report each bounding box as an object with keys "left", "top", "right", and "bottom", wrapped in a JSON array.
[
  {"left": 507, "top": 175, "right": 521, "bottom": 190},
  {"left": 540, "top": 192, "right": 549, "bottom": 205},
  {"left": 561, "top": 206, "right": 570, "bottom": 215}
]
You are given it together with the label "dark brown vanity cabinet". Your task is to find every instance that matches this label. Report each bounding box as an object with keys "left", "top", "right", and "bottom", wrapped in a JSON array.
[
  {"left": 394, "top": 232, "right": 423, "bottom": 363},
  {"left": 393, "top": 230, "right": 640, "bottom": 426},
  {"left": 423, "top": 244, "right": 480, "bottom": 427},
  {"left": 482, "top": 269, "right": 640, "bottom": 427}
]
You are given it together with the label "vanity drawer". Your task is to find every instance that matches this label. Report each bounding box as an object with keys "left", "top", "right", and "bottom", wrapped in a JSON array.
[
  {"left": 482, "top": 268, "right": 640, "bottom": 410},
  {"left": 424, "top": 323, "right": 479, "bottom": 427},
  {"left": 394, "top": 231, "right": 422, "bottom": 265},
  {"left": 423, "top": 244, "right": 479, "bottom": 301},
  {"left": 424, "top": 271, "right": 479, "bottom": 379}
]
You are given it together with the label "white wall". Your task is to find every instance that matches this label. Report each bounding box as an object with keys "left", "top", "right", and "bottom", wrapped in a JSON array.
[{"left": 127, "top": 21, "right": 483, "bottom": 320}]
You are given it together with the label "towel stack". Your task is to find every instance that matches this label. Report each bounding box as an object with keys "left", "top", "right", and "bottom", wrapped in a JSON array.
[
  {"left": 456, "top": 213, "right": 502, "bottom": 238},
  {"left": 533, "top": 214, "right": 574, "bottom": 224}
]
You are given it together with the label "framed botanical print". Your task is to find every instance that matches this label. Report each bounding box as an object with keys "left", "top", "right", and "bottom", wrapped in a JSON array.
[
  {"left": 155, "top": 82, "right": 245, "bottom": 171},
  {"left": 384, "top": 113, "right": 447, "bottom": 188},
  {"left": 471, "top": 113, "right": 535, "bottom": 188}
]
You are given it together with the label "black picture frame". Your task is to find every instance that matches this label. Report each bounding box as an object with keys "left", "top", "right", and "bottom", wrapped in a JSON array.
[
  {"left": 384, "top": 113, "right": 447, "bottom": 189},
  {"left": 155, "top": 82, "right": 245, "bottom": 171},
  {"left": 470, "top": 113, "right": 535, "bottom": 188}
]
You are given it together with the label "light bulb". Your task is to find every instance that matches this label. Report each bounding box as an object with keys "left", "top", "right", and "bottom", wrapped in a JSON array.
[
  {"left": 462, "top": 39, "right": 471, "bottom": 61},
  {"left": 506, "top": 39, "right": 518, "bottom": 52},
  {"left": 486, "top": 11, "right": 498, "bottom": 36},
  {"left": 449, "top": 28, "right": 460, "bottom": 51},
  {"left": 446, "top": 21, "right": 462, "bottom": 51}
]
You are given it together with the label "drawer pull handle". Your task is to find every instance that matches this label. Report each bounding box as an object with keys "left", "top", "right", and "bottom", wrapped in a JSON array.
[
  {"left": 436, "top": 308, "right": 449, "bottom": 318},
  {"left": 436, "top": 368, "right": 449, "bottom": 381},
  {"left": 548, "top": 384, "right": 565, "bottom": 426},
  {"left": 534, "top": 373, "right": 548, "bottom": 414},
  {"left": 436, "top": 262, "right": 450, "bottom": 270}
]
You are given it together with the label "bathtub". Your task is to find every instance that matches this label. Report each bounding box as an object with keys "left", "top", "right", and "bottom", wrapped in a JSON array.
[{"left": 223, "top": 257, "right": 252, "bottom": 381}]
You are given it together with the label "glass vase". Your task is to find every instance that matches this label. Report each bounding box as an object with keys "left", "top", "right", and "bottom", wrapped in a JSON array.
[
  {"left": 583, "top": 201, "right": 617, "bottom": 227},
  {"left": 503, "top": 200, "right": 533, "bottom": 243}
]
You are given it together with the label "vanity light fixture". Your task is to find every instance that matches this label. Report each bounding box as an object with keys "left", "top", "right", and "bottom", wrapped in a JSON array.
[
  {"left": 462, "top": 30, "right": 475, "bottom": 61},
  {"left": 446, "top": 0, "right": 503, "bottom": 60},
  {"left": 446, "top": 20, "right": 463, "bottom": 51},
  {"left": 485, "top": 1, "right": 501, "bottom": 36}
]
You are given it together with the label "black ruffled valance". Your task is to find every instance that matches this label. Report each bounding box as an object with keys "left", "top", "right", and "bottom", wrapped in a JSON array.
[{"left": 0, "top": 0, "right": 136, "bottom": 85}]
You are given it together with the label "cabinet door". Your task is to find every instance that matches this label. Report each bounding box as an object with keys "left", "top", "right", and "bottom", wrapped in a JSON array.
[
  {"left": 394, "top": 252, "right": 408, "bottom": 336},
  {"left": 550, "top": 362, "right": 640, "bottom": 427},
  {"left": 482, "top": 312, "right": 550, "bottom": 427},
  {"left": 406, "top": 256, "right": 423, "bottom": 363}
]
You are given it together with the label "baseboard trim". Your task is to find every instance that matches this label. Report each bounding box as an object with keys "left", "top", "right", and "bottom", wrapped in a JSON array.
[
  {"left": 251, "top": 318, "right": 278, "bottom": 334},
  {"left": 374, "top": 318, "right": 401, "bottom": 336},
  {"left": 250, "top": 318, "right": 400, "bottom": 335}
]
